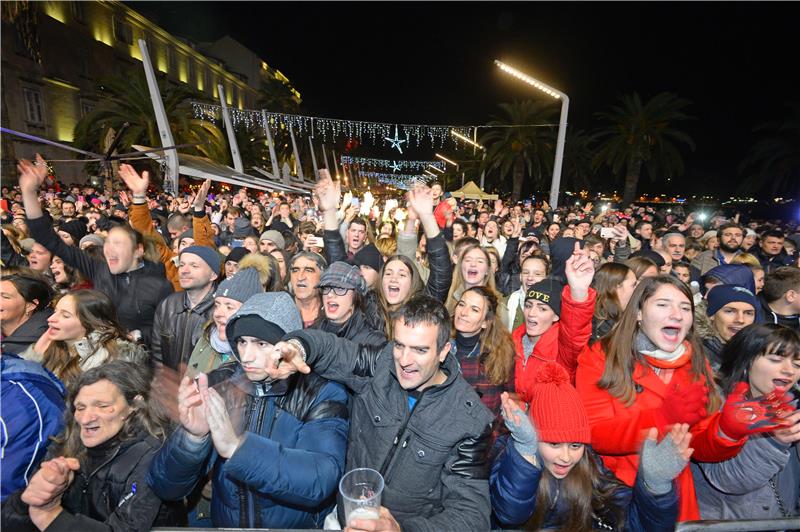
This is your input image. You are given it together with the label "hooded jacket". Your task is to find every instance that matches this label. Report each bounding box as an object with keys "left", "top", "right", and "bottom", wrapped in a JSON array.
[
  {"left": 27, "top": 215, "right": 174, "bottom": 346},
  {"left": 512, "top": 285, "right": 595, "bottom": 402},
  {"left": 285, "top": 328, "right": 495, "bottom": 532},
  {"left": 147, "top": 294, "right": 349, "bottom": 529}
]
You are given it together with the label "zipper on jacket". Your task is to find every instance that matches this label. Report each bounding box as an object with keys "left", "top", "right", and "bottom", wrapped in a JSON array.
[
  {"left": 246, "top": 395, "right": 270, "bottom": 528},
  {"left": 378, "top": 389, "right": 426, "bottom": 482}
]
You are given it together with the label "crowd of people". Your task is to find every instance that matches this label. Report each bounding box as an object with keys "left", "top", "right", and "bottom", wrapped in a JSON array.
[{"left": 1, "top": 154, "right": 799, "bottom": 531}]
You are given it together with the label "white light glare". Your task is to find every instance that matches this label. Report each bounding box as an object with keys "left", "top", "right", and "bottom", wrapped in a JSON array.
[
  {"left": 450, "top": 130, "right": 485, "bottom": 150},
  {"left": 495, "top": 60, "right": 561, "bottom": 99},
  {"left": 427, "top": 164, "right": 444, "bottom": 174},
  {"left": 435, "top": 153, "right": 458, "bottom": 167}
]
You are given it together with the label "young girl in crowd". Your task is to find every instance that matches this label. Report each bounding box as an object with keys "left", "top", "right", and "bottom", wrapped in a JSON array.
[
  {"left": 513, "top": 242, "right": 596, "bottom": 402},
  {"left": 491, "top": 362, "right": 686, "bottom": 531},
  {"left": 591, "top": 262, "right": 638, "bottom": 340},
  {"left": 451, "top": 286, "right": 515, "bottom": 416},
  {"left": 318, "top": 262, "right": 386, "bottom": 346},
  {"left": 2, "top": 361, "right": 175, "bottom": 530},
  {"left": 21, "top": 289, "right": 147, "bottom": 384},
  {"left": 692, "top": 323, "right": 800, "bottom": 520},
  {"left": 446, "top": 243, "right": 508, "bottom": 326},
  {"left": 576, "top": 275, "right": 792, "bottom": 521},
  {"left": 505, "top": 254, "right": 549, "bottom": 331},
  {"left": 49, "top": 256, "right": 92, "bottom": 293}
]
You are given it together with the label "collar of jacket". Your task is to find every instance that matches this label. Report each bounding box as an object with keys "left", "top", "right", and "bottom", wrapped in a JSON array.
[
  {"left": 512, "top": 321, "right": 559, "bottom": 364},
  {"left": 180, "top": 283, "right": 217, "bottom": 314},
  {"left": 228, "top": 365, "right": 291, "bottom": 398}
]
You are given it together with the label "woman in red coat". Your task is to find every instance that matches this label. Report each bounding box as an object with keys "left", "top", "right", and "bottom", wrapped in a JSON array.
[
  {"left": 576, "top": 275, "right": 790, "bottom": 521},
  {"left": 512, "top": 242, "right": 596, "bottom": 403}
]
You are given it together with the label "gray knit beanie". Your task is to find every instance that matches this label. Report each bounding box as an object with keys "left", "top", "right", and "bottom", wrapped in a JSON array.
[
  {"left": 213, "top": 267, "right": 263, "bottom": 303},
  {"left": 226, "top": 292, "right": 302, "bottom": 348}
]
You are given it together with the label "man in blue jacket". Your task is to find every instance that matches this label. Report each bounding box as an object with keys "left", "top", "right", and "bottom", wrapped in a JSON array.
[{"left": 146, "top": 292, "right": 349, "bottom": 529}]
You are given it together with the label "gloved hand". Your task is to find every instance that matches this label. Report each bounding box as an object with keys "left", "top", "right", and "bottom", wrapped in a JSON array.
[
  {"left": 719, "top": 382, "right": 794, "bottom": 441},
  {"left": 500, "top": 392, "right": 539, "bottom": 458},
  {"left": 639, "top": 424, "right": 693, "bottom": 495},
  {"left": 655, "top": 380, "right": 709, "bottom": 427}
]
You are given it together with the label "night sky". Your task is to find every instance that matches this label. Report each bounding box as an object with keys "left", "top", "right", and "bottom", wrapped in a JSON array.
[{"left": 127, "top": 2, "right": 797, "bottom": 198}]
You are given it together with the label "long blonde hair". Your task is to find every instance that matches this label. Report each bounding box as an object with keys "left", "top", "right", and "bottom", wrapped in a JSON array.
[
  {"left": 597, "top": 275, "right": 721, "bottom": 411},
  {"left": 446, "top": 244, "right": 497, "bottom": 315}
]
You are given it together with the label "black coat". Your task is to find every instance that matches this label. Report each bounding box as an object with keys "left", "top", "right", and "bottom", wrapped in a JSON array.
[
  {"left": 0, "top": 308, "right": 51, "bottom": 355},
  {"left": 27, "top": 216, "right": 173, "bottom": 346},
  {"left": 2, "top": 432, "right": 178, "bottom": 532},
  {"left": 150, "top": 288, "right": 215, "bottom": 371}
]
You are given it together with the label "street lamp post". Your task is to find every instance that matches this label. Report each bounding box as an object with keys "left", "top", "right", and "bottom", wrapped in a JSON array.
[{"left": 494, "top": 60, "right": 569, "bottom": 210}]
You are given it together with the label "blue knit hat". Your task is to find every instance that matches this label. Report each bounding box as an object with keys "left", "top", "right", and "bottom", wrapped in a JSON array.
[
  {"left": 706, "top": 285, "right": 757, "bottom": 317},
  {"left": 180, "top": 245, "right": 220, "bottom": 274}
]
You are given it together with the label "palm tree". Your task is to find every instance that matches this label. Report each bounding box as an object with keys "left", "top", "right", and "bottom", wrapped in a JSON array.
[
  {"left": 738, "top": 102, "right": 800, "bottom": 197},
  {"left": 561, "top": 129, "right": 599, "bottom": 193},
  {"left": 479, "top": 100, "right": 559, "bottom": 201},
  {"left": 257, "top": 76, "right": 301, "bottom": 114},
  {"left": 73, "top": 69, "right": 228, "bottom": 183},
  {"left": 593, "top": 92, "right": 694, "bottom": 206}
]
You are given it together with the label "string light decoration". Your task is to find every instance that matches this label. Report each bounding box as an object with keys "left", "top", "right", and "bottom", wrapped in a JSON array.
[
  {"left": 192, "top": 102, "right": 476, "bottom": 149},
  {"left": 384, "top": 125, "right": 407, "bottom": 153},
  {"left": 339, "top": 156, "right": 445, "bottom": 172}
]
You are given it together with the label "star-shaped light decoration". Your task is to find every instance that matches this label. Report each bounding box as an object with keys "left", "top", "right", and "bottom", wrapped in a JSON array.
[
  {"left": 384, "top": 126, "right": 407, "bottom": 154},
  {"left": 389, "top": 161, "right": 402, "bottom": 172}
]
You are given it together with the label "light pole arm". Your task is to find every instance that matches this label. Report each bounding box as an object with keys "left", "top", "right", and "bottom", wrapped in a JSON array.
[{"left": 550, "top": 94, "right": 569, "bottom": 210}]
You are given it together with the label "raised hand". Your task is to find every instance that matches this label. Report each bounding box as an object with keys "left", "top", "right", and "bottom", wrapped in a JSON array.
[
  {"left": 639, "top": 424, "right": 693, "bottom": 495},
  {"left": 203, "top": 387, "right": 241, "bottom": 459},
  {"left": 178, "top": 373, "right": 210, "bottom": 439},
  {"left": 564, "top": 241, "right": 595, "bottom": 301},
  {"left": 494, "top": 199, "right": 503, "bottom": 215},
  {"left": 406, "top": 184, "right": 434, "bottom": 217},
  {"left": 719, "top": 382, "right": 795, "bottom": 440},
  {"left": 193, "top": 179, "right": 211, "bottom": 211},
  {"left": 773, "top": 409, "right": 800, "bottom": 445},
  {"left": 315, "top": 172, "right": 341, "bottom": 213},
  {"left": 118, "top": 164, "right": 149, "bottom": 196},
  {"left": 500, "top": 392, "right": 538, "bottom": 459},
  {"left": 17, "top": 154, "right": 49, "bottom": 193}
]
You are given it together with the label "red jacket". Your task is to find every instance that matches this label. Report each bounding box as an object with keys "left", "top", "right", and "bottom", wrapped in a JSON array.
[
  {"left": 512, "top": 285, "right": 594, "bottom": 403},
  {"left": 575, "top": 341, "right": 746, "bottom": 522}
]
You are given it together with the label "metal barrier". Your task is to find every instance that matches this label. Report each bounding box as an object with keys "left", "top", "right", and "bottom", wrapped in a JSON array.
[{"left": 676, "top": 518, "right": 800, "bottom": 532}]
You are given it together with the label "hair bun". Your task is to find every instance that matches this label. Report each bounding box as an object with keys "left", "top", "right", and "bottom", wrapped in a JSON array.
[{"left": 535, "top": 362, "right": 569, "bottom": 385}]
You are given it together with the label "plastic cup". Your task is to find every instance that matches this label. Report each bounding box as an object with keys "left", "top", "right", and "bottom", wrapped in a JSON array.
[{"left": 339, "top": 468, "right": 384, "bottom": 526}]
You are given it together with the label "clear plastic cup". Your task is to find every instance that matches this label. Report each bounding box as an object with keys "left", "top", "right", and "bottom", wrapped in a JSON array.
[{"left": 339, "top": 468, "right": 384, "bottom": 526}]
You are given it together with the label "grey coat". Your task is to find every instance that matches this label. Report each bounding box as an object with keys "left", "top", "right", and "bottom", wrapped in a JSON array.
[
  {"left": 287, "top": 328, "right": 494, "bottom": 532},
  {"left": 691, "top": 432, "right": 800, "bottom": 520}
]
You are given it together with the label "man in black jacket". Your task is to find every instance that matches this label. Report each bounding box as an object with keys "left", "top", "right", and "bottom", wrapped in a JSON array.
[
  {"left": 150, "top": 246, "right": 219, "bottom": 371},
  {"left": 273, "top": 295, "right": 494, "bottom": 532}
]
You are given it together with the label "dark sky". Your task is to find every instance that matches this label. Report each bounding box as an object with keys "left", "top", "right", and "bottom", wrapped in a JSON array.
[{"left": 127, "top": 2, "right": 797, "bottom": 197}]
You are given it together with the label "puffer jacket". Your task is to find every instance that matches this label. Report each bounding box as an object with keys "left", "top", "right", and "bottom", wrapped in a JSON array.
[
  {"left": 0, "top": 355, "right": 65, "bottom": 502},
  {"left": 2, "top": 430, "right": 176, "bottom": 532},
  {"left": 0, "top": 308, "right": 51, "bottom": 355},
  {"left": 147, "top": 363, "right": 349, "bottom": 529},
  {"left": 286, "top": 328, "right": 495, "bottom": 532},
  {"left": 512, "top": 285, "right": 595, "bottom": 402},
  {"left": 691, "top": 391, "right": 800, "bottom": 520},
  {"left": 27, "top": 215, "right": 174, "bottom": 346},
  {"left": 150, "top": 287, "right": 216, "bottom": 371},
  {"left": 490, "top": 436, "right": 678, "bottom": 531}
]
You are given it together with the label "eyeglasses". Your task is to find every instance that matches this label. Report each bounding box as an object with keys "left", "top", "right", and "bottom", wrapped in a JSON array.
[{"left": 320, "top": 286, "right": 352, "bottom": 296}]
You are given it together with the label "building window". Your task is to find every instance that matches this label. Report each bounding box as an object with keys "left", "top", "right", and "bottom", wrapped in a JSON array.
[
  {"left": 113, "top": 16, "right": 133, "bottom": 45},
  {"left": 204, "top": 69, "right": 212, "bottom": 94},
  {"left": 23, "top": 87, "right": 45, "bottom": 124},
  {"left": 70, "top": 1, "right": 85, "bottom": 24},
  {"left": 168, "top": 47, "right": 177, "bottom": 74},
  {"left": 188, "top": 60, "right": 195, "bottom": 85}
]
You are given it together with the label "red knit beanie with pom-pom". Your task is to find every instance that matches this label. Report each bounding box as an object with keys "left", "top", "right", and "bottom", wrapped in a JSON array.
[{"left": 528, "top": 362, "right": 591, "bottom": 444}]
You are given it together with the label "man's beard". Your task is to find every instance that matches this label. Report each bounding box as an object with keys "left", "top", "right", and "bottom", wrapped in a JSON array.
[{"left": 718, "top": 241, "right": 740, "bottom": 254}]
